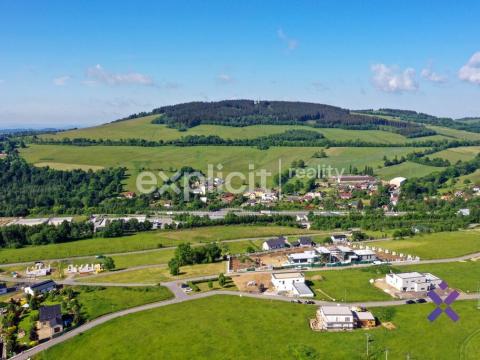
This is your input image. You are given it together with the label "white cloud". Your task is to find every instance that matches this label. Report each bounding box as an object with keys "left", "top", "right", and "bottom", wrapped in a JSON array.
[
  {"left": 217, "top": 73, "right": 234, "bottom": 84},
  {"left": 85, "top": 64, "right": 154, "bottom": 86},
  {"left": 371, "top": 64, "right": 418, "bottom": 93},
  {"left": 421, "top": 68, "right": 447, "bottom": 83},
  {"left": 53, "top": 75, "right": 71, "bottom": 86},
  {"left": 277, "top": 28, "right": 298, "bottom": 51},
  {"left": 458, "top": 52, "right": 480, "bottom": 85}
]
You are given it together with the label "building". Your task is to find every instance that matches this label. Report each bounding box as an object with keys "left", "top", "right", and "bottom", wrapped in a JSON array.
[
  {"left": 262, "top": 236, "right": 288, "bottom": 251},
  {"left": 0, "top": 283, "right": 7, "bottom": 295},
  {"left": 292, "top": 236, "right": 315, "bottom": 247},
  {"left": 389, "top": 177, "right": 407, "bottom": 188},
  {"left": 334, "top": 246, "right": 355, "bottom": 262},
  {"left": 353, "top": 249, "right": 377, "bottom": 262},
  {"left": 285, "top": 251, "right": 319, "bottom": 265},
  {"left": 385, "top": 272, "right": 442, "bottom": 292},
  {"left": 333, "top": 175, "right": 376, "bottom": 184},
  {"left": 271, "top": 272, "right": 314, "bottom": 297},
  {"left": 330, "top": 234, "right": 347, "bottom": 244},
  {"left": 315, "top": 246, "right": 332, "bottom": 262},
  {"left": 26, "top": 262, "right": 51, "bottom": 277},
  {"left": 24, "top": 280, "right": 57, "bottom": 296},
  {"left": 354, "top": 311, "right": 376, "bottom": 328},
  {"left": 37, "top": 305, "right": 63, "bottom": 340},
  {"left": 457, "top": 208, "right": 470, "bottom": 216},
  {"left": 317, "top": 306, "right": 354, "bottom": 330}
]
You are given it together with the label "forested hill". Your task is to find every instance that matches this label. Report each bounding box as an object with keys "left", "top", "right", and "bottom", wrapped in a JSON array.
[
  {"left": 119, "top": 100, "right": 434, "bottom": 138},
  {"left": 357, "top": 108, "right": 480, "bottom": 134}
]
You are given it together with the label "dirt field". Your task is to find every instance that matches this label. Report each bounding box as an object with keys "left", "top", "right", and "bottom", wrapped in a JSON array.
[
  {"left": 232, "top": 273, "right": 273, "bottom": 292},
  {"left": 0, "top": 218, "right": 15, "bottom": 226}
]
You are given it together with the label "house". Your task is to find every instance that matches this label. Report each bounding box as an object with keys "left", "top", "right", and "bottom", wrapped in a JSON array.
[
  {"left": 285, "top": 251, "right": 319, "bottom": 265},
  {"left": 292, "top": 236, "right": 315, "bottom": 248},
  {"left": 37, "top": 305, "right": 63, "bottom": 340},
  {"left": 333, "top": 175, "right": 376, "bottom": 184},
  {"left": 26, "top": 262, "right": 51, "bottom": 277},
  {"left": 330, "top": 234, "right": 347, "bottom": 244},
  {"left": 317, "top": 306, "right": 354, "bottom": 330},
  {"left": 353, "top": 249, "right": 377, "bottom": 262},
  {"left": 0, "top": 283, "right": 7, "bottom": 295},
  {"left": 389, "top": 177, "right": 407, "bottom": 188},
  {"left": 24, "top": 280, "right": 57, "bottom": 296},
  {"left": 121, "top": 191, "right": 136, "bottom": 199},
  {"left": 354, "top": 311, "right": 376, "bottom": 328},
  {"left": 385, "top": 272, "right": 442, "bottom": 292},
  {"left": 262, "top": 236, "right": 288, "bottom": 251},
  {"left": 339, "top": 192, "right": 352, "bottom": 200},
  {"left": 271, "top": 272, "right": 314, "bottom": 297},
  {"left": 315, "top": 246, "right": 332, "bottom": 262},
  {"left": 221, "top": 192, "right": 236, "bottom": 204},
  {"left": 334, "top": 246, "right": 355, "bottom": 262}
]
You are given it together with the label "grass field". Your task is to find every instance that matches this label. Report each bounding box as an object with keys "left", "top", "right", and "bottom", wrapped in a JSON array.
[
  {"left": 75, "top": 285, "right": 173, "bottom": 320},
  {"left": 370, "top": 230, "right": 480, "bottom": 259},
  {"left": 82, "top": 262, "right": 226, "bottom": 284},
  {"left": 20, "top": 144, "right": 425, "bottom": 190},
  {"left": 376, "top": 160, "right": 444, "bottom": 179},
  {"left": 427, "top": 125, "right": 480, "bottom": 141},
  {"left": 37, "top": 296, "right": 480, "bottom": 360},
  {"left": 0, "top": 225, "right": 311, "bottom": 264},
  {"left": 306, "top": 267, "right": 392, "bottom": 302},
  {"left": 432, "top": 146, "right": 480, "bottom": 163},
  {"left": 42, "top": 115, "right": 444, "bottom": 144}
]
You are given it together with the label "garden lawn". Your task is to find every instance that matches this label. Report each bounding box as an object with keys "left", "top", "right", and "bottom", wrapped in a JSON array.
[
  {"left": 306, "top": 267, "right": 392, "bottom": 302},
  {"left": 75, "top": 285, "right": 173, "bottom": 320},
  {"left": 37, "top": 296, "right": 480, "bottom": 360},
  {"left": 82, "top": 262, "right": 227, "bottom": 284},
  {"left": 370, "top": 230, "right": 480, "bottom": 259},
  {"left": 0, "top": 225, "right": 310, "bottom": 264}
]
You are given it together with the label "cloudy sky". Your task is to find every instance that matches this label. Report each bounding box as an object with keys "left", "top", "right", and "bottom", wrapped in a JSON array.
[{"left": 1, "top": 0, "right": 480, "bottom": 128}]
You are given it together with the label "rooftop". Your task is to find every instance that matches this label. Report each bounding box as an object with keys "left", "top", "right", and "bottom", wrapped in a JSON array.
[
  {"left": 353, "top": 249, "right": 376, "bottom": 256},
  {"left": 354, "top": 311, "right": 375, "bottom": 321},
  {"left": 320, "top": 305, "right": 352, "bottom": 316},
  {"left": 391, "top": 272, "right": 424, "bottom": 279},
  {"left": 293, "top": 282, "right": 314, "bottom": 296},
  {"left": 288, "top": 251, "right": 318, "bottom": 260},
  {"left": 39, "top": 304, "right": 61, "bottom": 322},
  {"left": 272, "top": 272, "right": 304, "bottom": 280}
]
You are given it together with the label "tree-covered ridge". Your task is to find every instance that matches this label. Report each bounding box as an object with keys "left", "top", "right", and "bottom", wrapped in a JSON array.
[
  {"left": 358, "top": 108, "right": 480, "bottom": 134},
  {"left": 118, "top": 100, "right": 433, "bottom": 138},
  {"left": 0, "top": 157, "right": 126, "bottom": 216}
]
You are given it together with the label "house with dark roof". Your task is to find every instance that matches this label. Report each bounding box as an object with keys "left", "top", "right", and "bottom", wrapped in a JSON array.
[
  {"left": 262, "top": 236, "right": 288, "bottom": 251},
  {"left": 37, "top": 304, "right": 63, "bottom": 340},
  {"left": 292, "top": 236, "right": 316, "bottom": 248},
  {"left": 24, "top": 280, "right": 57, "bottom": 296},
  {"left": 0, "top": 282, "right": 7, "bottom": 295}
]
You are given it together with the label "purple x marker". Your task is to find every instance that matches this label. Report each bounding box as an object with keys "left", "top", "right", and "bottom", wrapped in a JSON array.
[{"left": 427, "top": 281, "right": 460, "bottom": 322}]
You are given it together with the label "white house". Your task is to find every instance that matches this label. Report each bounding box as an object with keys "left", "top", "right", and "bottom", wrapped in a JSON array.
[
  {"left": 24, "top": 280, "right": 57, "bottom": 296},
  {"left": 317, "top": 306, "right": 354, "bottom": 330},
  {"left": 262, "top": 236, "right": 288, "bottom": 251},
  {"left": 26, "top": 262, "right": 51, "bottom": 277},
  {"left": 330, "top": 234, "right": 347, "bottom": 244},
  {"left": 285, "top": 251, "right": 319, "bottom": 265},
  {"left": 271, "top": 272, "right": 314, "bottom": 297},
  {"left": 353, "top": 249, "right": 377, "bottom": 262},
  {"left": 385, "top": 272, "right": 442, "bottom": 292},
  {"left": 389, "top": 177, "right": 407, "bottom": 188}
]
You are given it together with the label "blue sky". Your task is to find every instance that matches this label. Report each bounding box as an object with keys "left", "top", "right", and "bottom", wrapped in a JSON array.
[{"left": 1, "top": 1, "right": 480, "bottom": 128}]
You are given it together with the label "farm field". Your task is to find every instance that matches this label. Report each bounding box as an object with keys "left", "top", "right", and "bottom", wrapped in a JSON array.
[
  {"left": 82, "top": 262, "right": 226, "bottom": 284},
  {"left": 432, "top": 146, "right": 480, "bottom": 163},
  {"left": 75, "top": 285, "right": 173, "bottom": 320},
  {"left": 20, "top": 144, "right": 426, "bottom": 190},
  {"left": 376, "top": 160, "right": 444, "bottom": 179},
  {"left": 306, "top": 267, "right": 392, "bottom": 302},
  {"left": 426, "top": 125, "right": 480, "bottom": 141},
  {"left": 370, "top": 230, "right": 480, "bottom": 259},
  {"left": 37, "top": 296, "right": 480, "bottom": 360},
  {"left": 41, "top": 115, "right": 445, "bottom": 144},
  {"left": 0, "top": 225, "right": 311, "bottom": 264}
]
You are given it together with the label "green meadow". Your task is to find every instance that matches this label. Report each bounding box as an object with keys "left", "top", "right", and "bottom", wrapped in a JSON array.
[
  {"left": 37, "top": 296, "right": 480, "bottom": 360},
  {"left": 21, "top": 144, "right": 426, "bottom": 190},
  {"left": 0, "top": 225, "right": 311, "bottom": 264},
  {"left": 370, "top": 230, "right": 480, "bottom": 259},
  {"left": 432, "top": 146, "right": 480, "bottom": 163},
  {"left": 376, "top": 160, "right": 444, "bottom": 180}
]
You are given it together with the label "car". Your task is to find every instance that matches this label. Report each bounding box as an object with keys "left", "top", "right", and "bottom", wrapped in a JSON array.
[
  {"left": 373, "top": 260, "right": 383, "bottom": 265},
  {"left": 180, "top": 283, "right": 192, "bottom": 293},
  {"left": 416, "top": 298, "right": 427, "bottom": 303},
  {"left": 406, "top": 300, "right": 416, "bottom": 304},
  {"left": 304, "top": 300, "right": 316, "bottom": 305}
]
